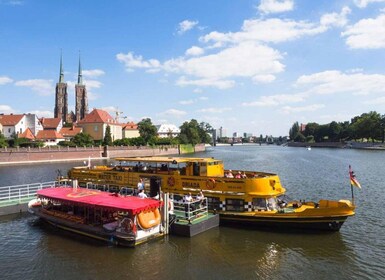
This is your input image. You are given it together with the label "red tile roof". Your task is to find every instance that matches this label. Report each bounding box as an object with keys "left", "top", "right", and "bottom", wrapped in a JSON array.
[
  {"left": 18, "top": 127, "right": 35, "bottom": 140},
  {"left": 36, "top": 130, "right": 64, "bottom": 140},
  {"left": 123, "top": 121, "right": 138, "bottom": 130},
  {"left": 0, "top": 114, "right": 24, "bottom": 126},
  {"left": 40, "top": 117, "right": 62, "bottom": 129},
  {"left": 77, "top": 109, "right": 116, "bottom": 124},
  {"left": 59, "top": 126, "right": 82, "bottom": 137}
]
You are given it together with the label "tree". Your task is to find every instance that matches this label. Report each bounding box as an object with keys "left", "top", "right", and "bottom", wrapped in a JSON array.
[
  {"left": 179, "top": 119, "right": 201, "bottom": 145},
  {"left": 137, "top": 118, "right": 158, "bottom": 145},
  {"left": 103, "top": 125, "right": 113, "bottom": 146},
  {"left": 289, "top": 122, "right": 300, "bottom": 141},
  {"left": 0, "top": 132, "right": 7, "bottom": 148},
  {"left": 198, "top": 122, "right": 213, "bottom": 143},
  {"left": 328, "top": 121, "right": 342, "bottom": 142},
  {"left": 72, "top": 132, "right": 94, "bottom": 147}
]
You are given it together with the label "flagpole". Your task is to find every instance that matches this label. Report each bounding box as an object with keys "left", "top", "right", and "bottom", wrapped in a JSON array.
[{"left": 351, "top": 184, "right": 354, "bottom": 205}]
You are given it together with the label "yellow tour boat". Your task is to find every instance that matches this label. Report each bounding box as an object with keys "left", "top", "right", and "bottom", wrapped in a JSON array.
[{"left": 66, "top": 156, "right": 355, "bottom": 231}]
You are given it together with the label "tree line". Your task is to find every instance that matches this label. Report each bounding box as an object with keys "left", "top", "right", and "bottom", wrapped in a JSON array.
[
  {"left": 289, "top": 111, "right": 385, "bottom": 143},
  {"left": 0, "top": 118, "right": 213, "bottom": 148}
]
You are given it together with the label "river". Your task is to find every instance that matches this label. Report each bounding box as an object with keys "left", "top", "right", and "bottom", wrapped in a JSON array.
[{"left": 0, "top": 145, "right": 384, "bottom": 280}]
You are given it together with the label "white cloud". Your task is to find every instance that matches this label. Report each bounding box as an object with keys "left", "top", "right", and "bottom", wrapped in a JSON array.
[
  {"left": 179, "top": 99, "right": 195, "bottom": 105},
  {"left": 83, "top": 79, "right": 102, "bottom": 89},
  {"left": 0, "top": 105, "right": 14, "bottom": 113},
  {"left": 198, "top": 96, "right": 208, "bottom": 100},
  {"left": 27, "top": 110, "right": 53, "bottom": 118},
  {"left": 15, "top": 79, "right": 53, "bottom": 96},
  {"left": 242, "top": 93, "right": 306, "bottom": 107},
  {"left": 296, "top": 70, "right": 385, "bottom": 95},
  {"left": 342, "top": 14, "right": 385, "bottom": 49},
  {"left": 177, "top": 20, "right": 199, "bottom": 34},
  {"left": 320, "top": 6, "right": 351, "bottom": 28},
  {"left": 200, "top": 18, "right": 325, "bottom": 45},
  {"left": 354, "top": 0, "right": 385, "bottom": 8},
  {"left": 176, "top": 76, "right": 235, "bottom": 89},
  {"left": 282, "top": 104, "right": 325, "bottom": 114},
  {"left": 252, "top": 74, "right": 276, "bottom": 84},
  {"left": 0, "top": 76, "right": 13, "bottom": 85},
  {"left": 197, "top": 107, "right": 232, "bottom": 113},
  {"left": 185, "top": 46, "right": 204, "bottom": 56},
  {"left": 116, "top": 52, "right": 161, "bottom": 72},
  {"left": 82, "top": 69, "right": 105, "bottom": 77},
  {"left": 158, "top": 109, "right": 187, "bottom": 117},
  {"left": 364, "top": 96, "right": 385, "bottom": 104},
  {"left": 257, "top": 0, "right": 294, "bottom": 14}
]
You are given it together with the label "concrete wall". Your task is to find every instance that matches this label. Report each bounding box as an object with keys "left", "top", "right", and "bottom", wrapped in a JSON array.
[{"left": 0, "top": 144, "right": 206, "bottom": 164}]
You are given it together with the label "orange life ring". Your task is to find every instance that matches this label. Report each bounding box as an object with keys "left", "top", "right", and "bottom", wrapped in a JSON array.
[
  {"left": 137, "top": 208, "right": 161, "bottom": 229},
  {"left": 206, "top": 178, "right": 216, "bottom": 189},
  {"left": 167, "top": 177, "right": 175, "bottom": 187}
]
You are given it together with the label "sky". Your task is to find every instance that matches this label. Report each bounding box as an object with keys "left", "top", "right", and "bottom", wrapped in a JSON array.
[{"left": 1, "top": 0, "right": 385, "bottom": 137}]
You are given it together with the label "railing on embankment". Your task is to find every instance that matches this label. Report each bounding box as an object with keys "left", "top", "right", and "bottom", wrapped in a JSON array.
[
  {"left": 0, "top": 181, "right": 58, "bottom": 215},
  {"left": 0, "top": 144, "right": 205, "bottom": 164}
]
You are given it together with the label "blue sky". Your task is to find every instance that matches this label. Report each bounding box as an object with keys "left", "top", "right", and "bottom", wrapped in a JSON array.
[{"left": 1, "top": 0, "right": 385, "bottom": 136}]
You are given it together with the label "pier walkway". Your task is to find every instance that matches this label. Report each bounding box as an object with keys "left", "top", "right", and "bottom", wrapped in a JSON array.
[{"left": 0, "top": 181, "right": 58, "bottom": 215}]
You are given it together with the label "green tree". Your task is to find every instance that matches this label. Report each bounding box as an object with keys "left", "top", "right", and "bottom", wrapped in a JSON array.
[
  {"left": 198, "top": 122, "right": 213, "bottom": 143},
  {"left": 179, "top": 119, "right": 201, "bottom": 145},
  {"left": 0, "top": 132, "right": 8, "bottom": 148},
  {"left": 354, "top": 111, "right": 381, "bottom": 142},
  {"left": 289, "top": 122, "right": 300, "bottom": 141},
  {"left": 138, "top": 118, "right": 157, "bottom": 145},
  {"left": 72, "top": 132, "right": 94, "bottom": 147},
  {"left": 103, "top": 125, "right": 113, "bottom": 146},
  {"left": 328, "top": 121, "right": 342, "bottom": 142}
]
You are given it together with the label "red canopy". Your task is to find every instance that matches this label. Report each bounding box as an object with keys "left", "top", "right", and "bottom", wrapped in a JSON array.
[{"left": 37, "top": 187, "right": 161, "bottom": 215}]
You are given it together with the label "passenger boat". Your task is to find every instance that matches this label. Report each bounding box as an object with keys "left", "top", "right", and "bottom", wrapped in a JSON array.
[
  {"left": 66, "top": 156, "right": 355, "bottom": 231},
  {"left": 28, "top": 187, "right": 164, "bottom": 247}
]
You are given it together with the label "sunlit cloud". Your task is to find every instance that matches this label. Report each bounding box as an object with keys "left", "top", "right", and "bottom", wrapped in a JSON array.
[
  {"left": 177, "top": 20, "right": 199, "bottom": 34},
  {"left": 0, "top": 76, "right": 13, "bottom": 85},
  {"left": 14, "top": 79, "right": 53, "bottom": 96}
]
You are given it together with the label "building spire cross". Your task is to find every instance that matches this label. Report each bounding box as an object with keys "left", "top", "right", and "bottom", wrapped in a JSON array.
[
  {"left": 59, "top": 50, "right": 64, "bottom": 83},
  {"left": 77, "top": 51, "right": 83, "bottom": 85}
]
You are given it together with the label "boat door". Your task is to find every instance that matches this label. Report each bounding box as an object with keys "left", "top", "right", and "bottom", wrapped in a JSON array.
[{"left": 150, "top": 176, "right": 161, "bottom": 197}]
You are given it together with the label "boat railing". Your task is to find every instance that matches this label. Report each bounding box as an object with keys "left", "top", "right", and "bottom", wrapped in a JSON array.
[
  {"left": 172, "top": 197, "right": 208, "bottom": 222},
  {"left": 0, "top": 181, "right": 59, "bottom": 205}
]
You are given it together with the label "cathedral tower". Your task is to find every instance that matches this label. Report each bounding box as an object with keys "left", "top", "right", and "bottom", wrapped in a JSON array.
[
  {"left": 75, "top": 55, "right": 88, "bottom": 122},
  {"left": 54, "top": 54, "right": 68, "bottom": 123}
]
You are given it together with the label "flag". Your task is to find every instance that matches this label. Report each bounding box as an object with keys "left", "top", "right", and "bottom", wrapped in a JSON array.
[{"left": 349, "top": 165, "right": 361, "bottom": 189}]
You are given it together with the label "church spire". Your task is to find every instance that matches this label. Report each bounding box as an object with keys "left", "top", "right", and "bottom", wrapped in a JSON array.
[
  {"left": 59, "top": 51, "right": 64, "bottom": 83},
  {"left": 77, "top": 52, "right": 83, "bottom": 85}
]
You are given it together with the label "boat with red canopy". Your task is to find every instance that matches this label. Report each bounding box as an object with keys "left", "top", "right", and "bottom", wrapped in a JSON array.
[{"left": 28, "top": 187, "right": 164, "bottom": 247}]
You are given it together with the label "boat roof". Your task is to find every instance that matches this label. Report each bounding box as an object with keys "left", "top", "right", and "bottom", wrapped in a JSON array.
[
  {"left": 37, "top": 187, "right": 161, "bottom": 215},
  {"left": 114, "top": 156, "right": 221, "bottom": 164}
]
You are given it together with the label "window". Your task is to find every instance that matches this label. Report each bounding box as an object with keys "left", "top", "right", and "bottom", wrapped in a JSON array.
[
  {"left": 252, "top": 198, "right": 267, "bottom": 211},
  {"left": 207, "top": 197, "right": 221, "bottom": 211},
  {"left": 94, "top": 126, "right": 98, "bottom": 132},
  {"left": 226, "top": 198, "right": 244, "bottom": 212}
]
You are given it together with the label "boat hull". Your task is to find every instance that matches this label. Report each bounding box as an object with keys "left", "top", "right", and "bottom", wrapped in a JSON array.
[
  {"left": 219, "top": 213, "right": 348, "bottom": 231},
  {"left": 31, "top": 208, "right": 163, "bottom": 247}
]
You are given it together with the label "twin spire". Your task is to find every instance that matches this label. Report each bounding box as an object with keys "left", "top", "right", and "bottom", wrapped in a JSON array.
[{"left": 58, "top": 52, "right": 83, "bottom": 85}]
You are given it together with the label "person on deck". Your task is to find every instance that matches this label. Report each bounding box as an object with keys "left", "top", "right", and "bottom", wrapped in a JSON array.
[
  {"left": 184, "top": 192, "right": 194, "bottom": 219},
  {"left": 138, "top": 189, "right": 147, "bottom": 199}
]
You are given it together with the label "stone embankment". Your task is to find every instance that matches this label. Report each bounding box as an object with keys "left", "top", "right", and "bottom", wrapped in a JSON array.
[{"left": 0, "top": 144, "right": 205, "bottom": 165}]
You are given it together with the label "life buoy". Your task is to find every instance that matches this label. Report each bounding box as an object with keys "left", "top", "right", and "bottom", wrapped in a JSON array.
[
  {"left": 137, "top": 208, "right": 161, "bottom": 229},
  {"left": 206, "top": 178, "right": 216, "bottom": 189},
  {"left": 167, "top": 177, "right": 175, "bottom": 187}
]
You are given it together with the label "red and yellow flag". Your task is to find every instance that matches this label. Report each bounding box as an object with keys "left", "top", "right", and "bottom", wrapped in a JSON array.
[{"left": 349, "top": 165, "right": 361, "bottom": 189}]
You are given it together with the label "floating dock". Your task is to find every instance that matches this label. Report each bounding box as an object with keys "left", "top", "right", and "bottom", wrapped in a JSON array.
[{"left": 170, "top": 213, "right": 219, "bottom": 237}]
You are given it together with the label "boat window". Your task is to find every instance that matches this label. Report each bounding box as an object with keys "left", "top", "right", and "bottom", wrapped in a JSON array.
[
  {"left": 226, "top": 199, "right": 244, "bottom": 212},
  {"left": 193, "top": 162, "right": 200, "bottom": 176},
  {"left": 252, "top": 198, "right": 267, "bottom": 211},
  {"left": 207, "top": 196, "right": 221, "bottom": 211},
  {"left": 267, "top": 197, "right": 278, "bottom": 210}
]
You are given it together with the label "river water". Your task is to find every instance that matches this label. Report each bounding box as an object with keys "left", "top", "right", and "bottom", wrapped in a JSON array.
[{"left": 0, "top": 145, "right": 384, "bottom": 280}]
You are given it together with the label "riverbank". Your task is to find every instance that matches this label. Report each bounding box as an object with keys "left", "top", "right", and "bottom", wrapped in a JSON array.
[
  {"left": 287, "top": 141, "right": 385, "bottom": 149},
  {"left": 0, "top": 144, "right": 205, "bottom": 165}
]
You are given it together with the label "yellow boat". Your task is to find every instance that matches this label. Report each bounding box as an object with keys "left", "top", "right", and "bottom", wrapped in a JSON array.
[{"left": 67, "top": 156, "right": 355, "bottom": 231}]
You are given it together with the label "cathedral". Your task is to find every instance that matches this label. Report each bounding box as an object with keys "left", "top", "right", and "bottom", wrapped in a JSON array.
[{"left": 54, "top": 55, "right": 88, "bottom": 124}]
